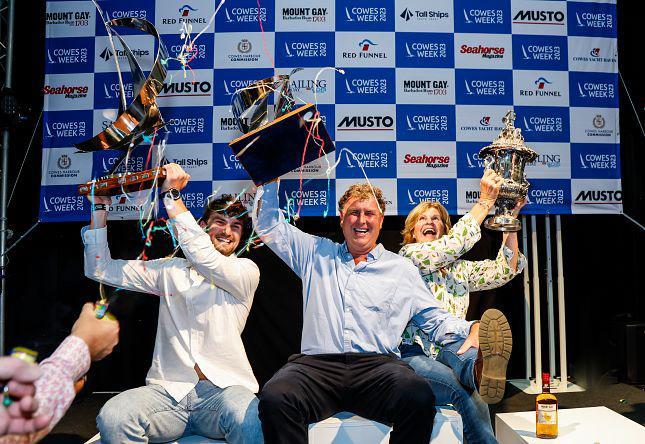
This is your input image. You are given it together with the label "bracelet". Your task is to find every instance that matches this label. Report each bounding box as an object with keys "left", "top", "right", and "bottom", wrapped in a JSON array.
[
  {"left": 92, "top": 203, "right": 107, "bottom": 212},
  {"left": 477, "top": 199, "right": 494, "bottom": 211}
]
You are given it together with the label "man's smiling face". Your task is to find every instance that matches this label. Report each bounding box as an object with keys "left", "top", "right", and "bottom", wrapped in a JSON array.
[
  {"left": 201, "top": 213, "right": 243, "bottom": 256},
  {"left": 340, "top": 195, "right": 384, "bottom": 258}
]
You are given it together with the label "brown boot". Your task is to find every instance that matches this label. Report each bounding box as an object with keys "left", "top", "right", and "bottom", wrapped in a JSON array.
[{"left": 476, "top": 308, "right": 512, "bottom": 404}]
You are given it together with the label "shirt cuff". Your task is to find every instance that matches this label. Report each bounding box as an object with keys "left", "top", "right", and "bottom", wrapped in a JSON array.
[
  {"left": 81, "top": 225, "right": 107, "bottom": 245},
  {"left": 501, "top": 245, "right": 514, "bottom": 262},
  {"left": 45, "top": 335, "right": 91, "bottom": 382}
]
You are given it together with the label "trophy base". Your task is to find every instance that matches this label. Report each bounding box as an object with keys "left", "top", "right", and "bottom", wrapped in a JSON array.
[{"left": 484, "top": 215, "right": 521, "bottom": 232}]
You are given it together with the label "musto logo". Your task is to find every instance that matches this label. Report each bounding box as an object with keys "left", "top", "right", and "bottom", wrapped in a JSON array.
[
  {"left": 460, "top": 45, "right": 505, "bottom": 59},
  {"left": 160, "top": 81, "right": 212, "bottom": 96},
  {"left": 574, "top": 190, "right": 621, "bottom": 204},
  {"left": 289, "top": 189, "right": 327, "bottom": 206},
  {"left": 337, "top": 115, "right": 394, "bottom": 131},
  {"left": 403, "top": 154, "right": 450, "bottom": 169},
  {"left": 513, "top": 10, "right": 565, "bottom": 25},
  {"left": 408, "top": 188, "right": 449, "bottom": 205},
  {"left": 43, "top": 85, "right": 89, "bottom": 99}
]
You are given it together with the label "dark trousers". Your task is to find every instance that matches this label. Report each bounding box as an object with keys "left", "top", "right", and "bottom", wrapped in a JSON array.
[{"left": 258, "top": 353, "right": 436, "bottom": 444}]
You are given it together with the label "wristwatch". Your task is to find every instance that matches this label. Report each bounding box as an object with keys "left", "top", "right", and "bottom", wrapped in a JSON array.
[{"left": 161, "top": 188, "right": 181, "bottom": 201}]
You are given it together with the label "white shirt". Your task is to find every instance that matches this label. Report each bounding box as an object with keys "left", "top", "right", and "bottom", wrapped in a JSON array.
[{"left": 82, "top": 211, "right": 260, "bottom": 402}]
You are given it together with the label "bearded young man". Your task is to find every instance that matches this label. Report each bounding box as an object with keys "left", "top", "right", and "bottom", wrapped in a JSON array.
[
  {"left": 84, "top": 163, "right": 262, "bottom": 444},
  {"left": 252, "top": 181, "right": 507, "bottom": 444}
]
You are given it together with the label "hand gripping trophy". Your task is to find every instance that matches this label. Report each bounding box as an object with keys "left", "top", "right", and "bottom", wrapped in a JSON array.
[{"left": 478, "top": 110, "right": 537, "bottom": 231}]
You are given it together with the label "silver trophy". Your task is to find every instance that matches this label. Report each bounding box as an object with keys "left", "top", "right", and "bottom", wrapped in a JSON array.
[{"left": 478, "top": 110, "right": 537, "bottom": 232}]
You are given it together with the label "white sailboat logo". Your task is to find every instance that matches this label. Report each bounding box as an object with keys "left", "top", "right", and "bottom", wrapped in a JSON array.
[
  {"left": 344, "top": 79, "right": 355, "bottom": 94},
  {"left": 104, "top": 84, "right": 113, "bottom": 99},
  {"left": 42, "top": 197, "right": 51, "bottom": 212},
  {"left": 222, "top": 154, "right": 232, "bottom": 170},
  {"left": 407, "top": 190, "right": 416, "bottom": 205},
  {"left": 577, "top": 83, "right": 586, "bottom": 97},
  {"left": 575, "top": 13, "right": 584, "bottom": 27},
  {"left": 521, "top": 45, "right": 531, "bottom": 60},
  {"left": 345, "top": 7, "right": 354, "bottom": 22},
  {"left": 406, "top": 115, "right": 416, "bottom": 131},
  {"left": 464, "top": 80, "right": 474, "bottom": 95},
  {"left": 47, "top": 49, "right": 55, "bottom": 63},
  {"left": 44, "top": 122, "right": 53, "bottom": 138},
  {"left": 223, "top": 81, "right": 233, "bottom": 96},
  {"left": 345, "top": 151, "right": 355, "bottom": 168},
  {"left": 463, "top": 9, "right": 473, "bottom": 24},
  {"left": 225, "top": 8, "right": 234, "bottom": 23},
  {"left": 405, "top": 43, "right": 415, "bottom": 58},
  {"left": 523, "top": 117, "right": 532, "bottom": 132},
  {"left": 579, "top": 153, "right": 588, "bottom": 169},
  {"left": 284, "top": 42, "right": 294, "bottom": 57}
]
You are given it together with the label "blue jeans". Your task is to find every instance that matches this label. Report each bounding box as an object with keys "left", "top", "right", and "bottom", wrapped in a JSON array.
[
  {"left": 97, "top": 381, "right": 263, "bottom": 444},
  {"left": 402, "top": 343, "right": 497, "bottom": 444}
]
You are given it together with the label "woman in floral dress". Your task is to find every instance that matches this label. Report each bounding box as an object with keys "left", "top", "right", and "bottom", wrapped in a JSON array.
[{"left": 399, "top": 169, "right": 526, "bottom": 444}]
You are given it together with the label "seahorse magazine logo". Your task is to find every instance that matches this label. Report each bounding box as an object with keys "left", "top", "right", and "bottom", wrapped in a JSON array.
[
  {"left": 455, "top": 35, "right": 511, "bottom": 69},
  {"left": 456, "top": 106, "right": 507, "bottom": 142},
  {"left": 570, "top": 72, "right": 618, "bottom": 108},
  {"left": 512, "top": 35, "right": 567, "bottom": 71},
  {"left": 161, "top": 33, "right": 212, "bottom": 71},
  {"left": 338, "top": 2, "right": 391, "bottom": 31},
  {"left": 395, "top": 33, "right": 453, "bottom": 68},
  {"left": 571, "top": 144, "right": 620, "bottom": 179},
  {"left": 515, "top": 106, "right": 569, "bottom": 143},
  {"left": 42, "top": 111, "right": 92, "bottom": 148},
  {"left": 215, "top": 33, "right": 274, "bottom": 68},
  {"left": 39, "top": 186, "right": 88, "bottom": 221},
  {"left": 213, "top": 68, "right": 273, "bottom": 106},
  {"left": 94, "top": 35, "right": 154, "bottom": 73},
  {"left": 524, "top": 180, "right": 570, "bottom": 214},
  {"left": 397, "top": 141, "right": 454, "bottom": 178},
  {"left": 280, "top": 180, "right": 334, "bottom": 216},
  {"left": 570, "top": 108, "right": 617, "bottom": 143},
  {"left": 396, "top": 2, "right": 452, "bottom": 32},
  {"left": 45, "top": 37, "right": 92, "bottom": 74},
  {"left": 335, "top": 142, "right": 395, "bottom": 179},
  {"left": 571, "top": 180, "right": 622, "bottom": 214},
  {"left": 397, "top": 105, "right": 454, "bottom": 141},
  {"left": 45, "top": 2, "right": 94, "bottom": 38},
  {"left": 161, "top": 106, "right": 212, "bottom": 144},
  {"left": 156, "top": 2, "right": 214, "bottom": 34},
  {"left": 398, "top": 179, "right": 456, "bottom": 214},
  {"left": 336, "top": 68, "right": 394, "bottom": 104},
  {"left": 275, "top": 32, "right": 334, "bottom": 67},
  {"left": 514, "top": 72, "right": 567, "bottom": 106},
  {"left": 217, "top": 0, "right": 273, "bottom": 33},
  {"left": 335, "top": 104, "right": 396, "bottom": 141},
  {"left": 337, "top": 33, "right": 394, "bottom": 67},
  {"left": 42, "top": 149, "right": 91, "bottom": 186},
  {"left": 455, "top": 1, "right": 509, "bottom": 34},
  {"left": 569, "top": 37, "right": 617, "bottom": 73},
  {"left": 157, "top": 70, "right": 213, "bottom": 107},
  {"left": 511, "top": 3, "right": 567, "bottom": 35},
  {"left": 568, "top": 2, "right": 616, "bottom": 38},
  {"left": 524, "top": 143, "right": 569, "bottom": 179},
  {"left": 43, "top": 74, "right": 93, "bottom": 111},
  {"left": 456, "top": 70, "right": 512, "bottom": 105},
  {"left": 96, "top": 1, "right": 153, "bottom": 36},
  {"left": 277, "top": 1, "right": 331, "bottom": 31}
]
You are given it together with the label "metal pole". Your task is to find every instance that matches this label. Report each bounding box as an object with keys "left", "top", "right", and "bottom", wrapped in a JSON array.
[
  {"left": 556, "top": 215, "right": 568, "bottom": 387},
  {"left": 531, "top": 215, "right": 542, "bottom": 386},
  {"left": 0, "top": 0, "right": 15, "bottom": 355},
  {"left": 545, "top": 215, "right": 556, "bottom": 378},
  {"left": 521, "top": 215, "right": 531, "bottom": 380}
]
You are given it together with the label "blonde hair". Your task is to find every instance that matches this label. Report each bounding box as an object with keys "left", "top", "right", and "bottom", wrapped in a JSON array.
[
  {"left": 338, "top": 183, "right": 386, "bottom": 214},
  {"left": 401, "top": 201, "right": 452, "bottom": 245}
]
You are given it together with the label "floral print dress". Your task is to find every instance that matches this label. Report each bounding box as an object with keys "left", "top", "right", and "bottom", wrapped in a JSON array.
[{"left": 399, "top": 213, "right": 527, "bottom": 358}]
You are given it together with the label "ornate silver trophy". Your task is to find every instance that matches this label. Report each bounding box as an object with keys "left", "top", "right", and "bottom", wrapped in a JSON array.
[{"left": 478, "top": 110, "right": 537, "bottom": 232}]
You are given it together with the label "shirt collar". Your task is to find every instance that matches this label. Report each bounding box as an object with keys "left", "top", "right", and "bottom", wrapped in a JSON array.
[{"left": 341, "top": 242, "right": 385, "bottom": 262}]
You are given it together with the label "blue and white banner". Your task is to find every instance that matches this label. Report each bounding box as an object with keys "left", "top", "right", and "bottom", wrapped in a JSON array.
[{"left": 40, "top": 0, "right": 621, "bottom": 221}]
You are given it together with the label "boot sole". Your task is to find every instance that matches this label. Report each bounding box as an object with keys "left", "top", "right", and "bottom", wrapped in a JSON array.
[{"left": 478, "top": 309, "right": 512, "bottom": 404}]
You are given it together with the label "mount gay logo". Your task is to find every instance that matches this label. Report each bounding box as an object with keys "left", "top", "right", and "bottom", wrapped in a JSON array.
[
  {"left": 513, "top": 10, "right": 565, "bottom": 25},
  {"left": 281, "top": 7, "right": 327, "bottom": 23},
  {"left": 403, "top": 79, "right": 448, "bottom": 96}
]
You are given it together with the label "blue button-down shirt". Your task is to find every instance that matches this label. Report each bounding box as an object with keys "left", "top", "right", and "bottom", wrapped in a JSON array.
[{"left": 253, "top": 182, "right": 474, "bottom": 356}]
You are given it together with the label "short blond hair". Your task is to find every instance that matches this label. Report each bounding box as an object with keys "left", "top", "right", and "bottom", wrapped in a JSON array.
[
  {"left": 401, "top": 201, "right": 452, "bottom": 245},
  {"left": 338, "top": 183, "right": 386, "bottom": 214}
]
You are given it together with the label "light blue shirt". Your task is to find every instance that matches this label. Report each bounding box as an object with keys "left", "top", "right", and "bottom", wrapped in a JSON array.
[{"left": 253, "top": 182, "right": 474, "bottom": 356}]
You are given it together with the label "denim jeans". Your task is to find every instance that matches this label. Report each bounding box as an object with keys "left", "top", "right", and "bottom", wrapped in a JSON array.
[
  {"left": 402, "top": 343, "right": 497, "bottom": 444},
  {"left": 97, "top": 381, "right": 263, "bottom": 444}
]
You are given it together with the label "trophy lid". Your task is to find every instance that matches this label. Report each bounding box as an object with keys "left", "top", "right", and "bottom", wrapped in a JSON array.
[{"left": 479, "top": 110, "right": 537, "bottom": 162}]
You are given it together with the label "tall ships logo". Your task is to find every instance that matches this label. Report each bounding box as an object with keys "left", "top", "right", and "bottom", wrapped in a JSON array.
[
  {"left": 99, "top": 46, "right": 149, "bottom": 62},
  {"left": 513, "top": 10, "right": 565, "bottom": 25},
  {"left": 46, "top": 10, "right": 91, "bottom": 26},
  {"left": 229, "top": 39, "right": 261, "bottom": 62},
  {"left": 403, "top": 79, "right": 447, "bottom": 96},
  {"left": 281, "top": 7, "right": 327, "bottom": 23},
  {"left": 573, "top": 47, "right": 617, "bottom": 64},
  {"left": 521, "top": 43, "right": 561, "bottom": 61},
  {"left": 344, "top": 7, "right": 387, "bottom": 23},
  {"left": 47, "top": 47, "right": 88, "bottom": 64},
  {"left": 407, "top": 188, "right": 449, "bottom": 206},
  {"left": 405, "top": 41, "right": 447, "bottom": 59},
  {"left": 575, "top": 11, "right": 613, "bottom": 29},
  {"left": 462, "top": 8, "right": 504, "bottom": 24},
  {"left": 519, "top": 77, "right": 561, "bottom": 98},
  {"left": 343, "top": 39, "right": 388, "bottom": 60},
  {"left": 400, "top": 8, "right": 449, "bottom": 22},
  {"left": 460, "top": 44, "right": 505, "bottom": 59},
  {"left": 284, "top": 41, "right": 327, "bottom": 58},
  {"left": 337, "top": 115, "right": 394, "bottom": 132},
  {"left": 43, "top": 84, "right": 89, "bottom": 99},
  {"left": 224, "top": 6, "right": 267, "bottom": 24}
]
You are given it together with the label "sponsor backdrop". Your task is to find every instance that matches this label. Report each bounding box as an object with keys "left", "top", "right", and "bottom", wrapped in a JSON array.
[{"left": 41, "top": 0, "right": 621, "bottom": 221}]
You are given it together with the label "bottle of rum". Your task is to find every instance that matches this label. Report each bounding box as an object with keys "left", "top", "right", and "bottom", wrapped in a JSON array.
[{"left": 536, "top": 372, "right": 558, "bottom": 438}]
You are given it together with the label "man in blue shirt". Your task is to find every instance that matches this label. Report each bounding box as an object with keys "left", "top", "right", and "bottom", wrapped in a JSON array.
[{"left": 253, "top": 181, "right": 497, "bottom": 444}]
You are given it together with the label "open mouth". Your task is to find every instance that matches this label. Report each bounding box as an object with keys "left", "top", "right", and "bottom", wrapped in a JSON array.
[
  {"left": 216, "top": 237, "right": 232, "bottom": 244},
  {"left": 353, "top": 228, "right": 369, "bottom": 235},
  {"left": 422, "top": 228, "right": 436, "bottom": 236}
]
